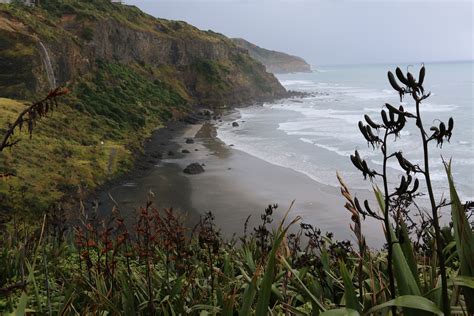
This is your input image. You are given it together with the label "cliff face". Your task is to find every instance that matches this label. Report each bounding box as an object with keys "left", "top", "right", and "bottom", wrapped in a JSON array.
[
  {"left": 0, "top": 2, "right": 286, "bottom": 106},
  {"left": 232, "top": 38, "right": 311, "bottom": 74},
  {"left": 0, "top": 1, "right": 288, "bottom": 216}
]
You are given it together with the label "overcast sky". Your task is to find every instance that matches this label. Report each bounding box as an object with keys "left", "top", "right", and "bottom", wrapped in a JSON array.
[{"left": 126, "top": 0, "right": 473, "bottom": 66}]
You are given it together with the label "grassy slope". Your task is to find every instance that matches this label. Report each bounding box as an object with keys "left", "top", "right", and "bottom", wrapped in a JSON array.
[{"left": 0, "top": 61, "right": 188, "bottom": 217}]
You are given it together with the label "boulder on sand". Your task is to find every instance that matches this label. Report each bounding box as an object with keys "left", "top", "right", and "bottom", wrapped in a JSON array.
[
  {"left": 183, "top": 163, "right": 205, "bottom": 174},
  {"left": 232, "top": 122, "right": 239, "bottom": 127},
  {"left": 185, "top": 138, "right": 194, "bottom": 144},
  {"left": 182, "top": 149, "right": 190, "bottom": 153}
]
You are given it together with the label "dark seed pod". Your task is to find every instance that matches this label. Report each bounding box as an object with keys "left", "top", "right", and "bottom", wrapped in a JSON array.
[
  {"left": 361, "top": 160, "right": 375, "bottom": 179},
  {"left": 409, "top": 178, "right": 419, "bottom": 194},
  {"left": 354, "top": 149, "right": 362, "bottom": 162},
  {"left": 446, "top": 117, "right": 454, "bottom": 141},
  {"left": 359, "top": 121, "right": 371, "bottom": 142},
  {"left": 395, "top": 152, "right": 413, "bottom": 173},
  {"left": 386, "top": 103, "right": 402, "bottom": 115},
  {"left": 350, "top": 154, "right": 363, "bottom": 171},
  {"left": 418, "top": 65, "right": 425, "bottom": 86},
  {"left": 387, "top": 71, "right": 403, "bottom": 92},
  {"left": 396, "top": 176, "right": 407, "bottom": 194},
  {"left": 365, "top": 126, "right": 376, "bottom": 140},
  {"left": 381, "top": 110, "right": 390, "bottom": 127},
  {"left": 407, "top": 72, "right": 417, "bottom": 88},
  {"left": 396, "top": 67, "right": 409, "bottom": 85},
  {"left": 361, "top": 159, "right": 370, "bottom": 173},
  {"left": 447, "top": 117, "right": 454, "bottom": 132},
  {"left": 439, "top": 122, "right": 446, "bottom": 136},
  {"left": 401, "top": 175, "right": 411, "bottom": 193},
  {"left": 364, "top": 114, "right": 380, "bottom": 129},
  {"left": 363, "top": 200, "right": 379, "bottom": 219},
  {"left": 389, "top": 108, "right": 395, "bottom": 124},
  {"left": 354, "top": 197, "right": 364, "bottom": 214}
]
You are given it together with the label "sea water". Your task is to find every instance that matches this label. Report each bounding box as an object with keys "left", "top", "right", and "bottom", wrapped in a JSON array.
[{"left": 217, "top": 62, "right": 474, "bottom": 205}]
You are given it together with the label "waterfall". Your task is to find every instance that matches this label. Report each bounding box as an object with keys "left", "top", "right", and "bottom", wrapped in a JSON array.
[{"left": 38, "top": 41, "right": 56, "bottom": 90}]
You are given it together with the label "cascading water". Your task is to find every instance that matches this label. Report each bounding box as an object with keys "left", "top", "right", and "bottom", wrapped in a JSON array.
[{"left": 38, "top": 41, "right": 56, "bottom": 90}]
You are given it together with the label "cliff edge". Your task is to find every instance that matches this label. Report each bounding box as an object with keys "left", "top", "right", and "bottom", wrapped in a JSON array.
[
  {"left": 0, "top": 1, "right": 287, "bottom": 105},
  {"left": 232, "top": 38, "right": 311, "bottom": 74}
]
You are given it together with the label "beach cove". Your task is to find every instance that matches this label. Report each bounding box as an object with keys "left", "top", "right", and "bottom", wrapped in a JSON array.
[{"left": 93, "top": 111, "right": 385, "bottom": 247}]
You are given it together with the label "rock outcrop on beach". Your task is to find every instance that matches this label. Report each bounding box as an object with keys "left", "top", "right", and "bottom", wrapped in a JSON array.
[
  {"left": 232, "top": 38, "right": 311, "bottom": 74},
  {"left": 183, "top": 163, "right": 205, "bottom": 174}
]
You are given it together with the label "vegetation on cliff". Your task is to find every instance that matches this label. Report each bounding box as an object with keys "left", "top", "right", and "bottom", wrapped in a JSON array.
[{"left": 232, "top": 38, "right": 312, "bottom": 74}]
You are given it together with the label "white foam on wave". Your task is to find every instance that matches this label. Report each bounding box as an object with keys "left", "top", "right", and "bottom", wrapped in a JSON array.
[
  {"left": 300, "top": 138, "right": 353, "bottom": 157},
  {"left": 280, "top": 80, "right": 315, "bottom": 86},
  {"left": 281, "top": 78, "right": 399, "bottom": 101},
  {"left": 269, "top": 104, "right": 363, "bottom": 126},
  {"left": 364, "top": 102, "right": 458, "bottom": 114},
  {"left": 216, "top": 124, "right": 343, "bottom": 188}
]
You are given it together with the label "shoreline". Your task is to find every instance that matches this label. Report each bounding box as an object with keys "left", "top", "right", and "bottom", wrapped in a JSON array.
[
  {"left": 93, "top": 113, "right": 385, "bottom": 248},
  {"left": 84, "top": 91, "right": 313, "bottom": 215}
]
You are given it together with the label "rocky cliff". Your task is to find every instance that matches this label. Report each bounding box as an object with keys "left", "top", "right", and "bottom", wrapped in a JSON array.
[
  {"left": 0, "top": 1, "right": 286, "bottom": 105},
  {"left": 232, "top": 38, "right": 311, "bottom": 74}
]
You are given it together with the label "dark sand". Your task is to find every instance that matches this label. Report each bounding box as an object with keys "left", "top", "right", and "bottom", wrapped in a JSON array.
[{"left": 96, "top": 121, "right": 385, "bottom": 247}]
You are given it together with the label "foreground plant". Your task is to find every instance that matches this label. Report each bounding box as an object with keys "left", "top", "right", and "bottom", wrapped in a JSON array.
[{"left": 349, "top": 65, "right": 473, "bottom": 315}]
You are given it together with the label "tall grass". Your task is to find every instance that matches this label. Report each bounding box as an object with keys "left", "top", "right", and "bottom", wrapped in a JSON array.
[{"left": 1, "top": 173, "right": 472, "bottom": 315}]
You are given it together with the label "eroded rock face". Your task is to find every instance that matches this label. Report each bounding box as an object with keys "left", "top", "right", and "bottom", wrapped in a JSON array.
[
  {"left": 0, "top": 7, "right": 287, "bottom": 104},
  {"left": 183, "top": 162, "right": 204, "bottom": 174}
]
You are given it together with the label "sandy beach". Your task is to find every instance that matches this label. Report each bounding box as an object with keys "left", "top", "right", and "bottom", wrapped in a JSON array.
[{"left": 95, "top": 119, "right": 385, "bottom": 247}]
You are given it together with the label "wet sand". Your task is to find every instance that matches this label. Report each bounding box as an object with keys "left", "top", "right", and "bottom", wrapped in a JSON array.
[{"left": 96, "top": 120, "right": 385, "bottom": 247}]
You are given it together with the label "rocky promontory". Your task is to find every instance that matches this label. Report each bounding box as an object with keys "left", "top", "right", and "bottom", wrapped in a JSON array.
[{"left": 232, "top": 38, "right": 311, "bottom": 74}]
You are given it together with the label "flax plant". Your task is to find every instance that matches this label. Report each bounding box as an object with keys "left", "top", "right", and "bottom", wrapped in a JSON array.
[{"left": 350, "top": 65, "right": 460, "bottom": 314}]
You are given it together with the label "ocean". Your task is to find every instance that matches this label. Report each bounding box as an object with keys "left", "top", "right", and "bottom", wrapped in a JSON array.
[{"left": 216, "top": 61, "right": 474, "bottom": 205}]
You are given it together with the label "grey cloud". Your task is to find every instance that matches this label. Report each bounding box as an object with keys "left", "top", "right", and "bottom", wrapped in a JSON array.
[{"left": 126, "top": 0, "right": 473, "bottom": 65}]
